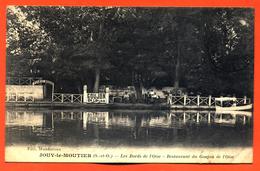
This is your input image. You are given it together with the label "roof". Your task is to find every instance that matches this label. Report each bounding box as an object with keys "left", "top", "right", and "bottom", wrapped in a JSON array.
[{"left": 215, "top": 97, "right": 237, "bottom": 101}]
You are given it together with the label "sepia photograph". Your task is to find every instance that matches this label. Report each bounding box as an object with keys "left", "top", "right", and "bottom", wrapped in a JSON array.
[{"left": 5, "top": 6, "right": 254, "bottom": 163}]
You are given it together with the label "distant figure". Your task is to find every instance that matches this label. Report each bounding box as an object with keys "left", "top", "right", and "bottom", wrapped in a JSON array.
[
  {"left": 123, "top": 92, "right": 130, "bottom": 102},
  {"left": 168, "top": 94, "right": 173, "bottom": 104}
]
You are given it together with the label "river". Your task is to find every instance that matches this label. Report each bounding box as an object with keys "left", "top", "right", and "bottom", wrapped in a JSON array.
[{"left": 6, "top": 109, "right": 252, "bottom": 148}]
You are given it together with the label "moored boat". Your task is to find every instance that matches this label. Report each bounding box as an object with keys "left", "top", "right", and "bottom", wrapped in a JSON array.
[{"left": 215, "top": 97, "right": 252, "bottom": 111}]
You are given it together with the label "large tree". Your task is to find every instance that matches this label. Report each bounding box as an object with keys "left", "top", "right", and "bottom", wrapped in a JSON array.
[
  {"left": 7, "top": 7, "right": 254, "bottom": 97},
  {"left": 6, "top": 6, "right": 52, "bottom": 78},
  {"left": 21, "top": 6, "right": 137, "bottom": 92}
]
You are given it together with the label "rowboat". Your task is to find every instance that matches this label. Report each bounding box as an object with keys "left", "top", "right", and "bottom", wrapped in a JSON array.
[
  {"left": 215, "top": 104, "right": 252, "bottom": 111},
  {"left": 215, "top": 110, "right": 252, "bottom": 116},
  {"left": 215, "top": 97, "right": 252, "bottom": 111}
]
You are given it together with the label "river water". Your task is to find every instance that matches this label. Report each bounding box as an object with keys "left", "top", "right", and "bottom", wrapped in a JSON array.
[{"left": 6, "top": 109, "right": 252, "bottom": 148}]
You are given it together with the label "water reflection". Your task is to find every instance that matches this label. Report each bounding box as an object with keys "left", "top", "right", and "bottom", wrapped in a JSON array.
[{"left": 6, "top": 109, "right": 253, "bottom": 147}]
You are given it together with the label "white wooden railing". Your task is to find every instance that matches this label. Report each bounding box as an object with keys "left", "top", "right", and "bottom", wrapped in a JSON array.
[
  {"left": 168, "top": 95, "right": 251, "bottom": 107},
  {"left": 52, "top": 93, "right": 83, "bottom": 103},
  {"left": 6, "top": 77, "right": 42, "bottom": 85},
  {"left": 52, "top": 92, "right": 109, "bottom": 104}
]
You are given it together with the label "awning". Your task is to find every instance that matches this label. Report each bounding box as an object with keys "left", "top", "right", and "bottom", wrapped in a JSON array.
[{"left": 215, "top": 97, "right": 237, "bottom": 101}]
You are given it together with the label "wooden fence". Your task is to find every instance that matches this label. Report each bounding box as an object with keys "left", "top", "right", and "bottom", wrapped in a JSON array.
[
  {"left": 6, "top": 77, "right": 42, "bottom": 85},
  {"left": 52, "top": 92, "right": 108, "bottom": 104},
  {"left": 52, "top": 93, "right": 83, "bottom": 103},
  {"left": 168, "top": 95, "right": 251, "bottom": 108}
]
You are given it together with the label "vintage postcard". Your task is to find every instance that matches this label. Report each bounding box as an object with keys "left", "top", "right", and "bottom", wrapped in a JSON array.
[{"left": 5, "top": 6, "right": 254, "bottom": 163}]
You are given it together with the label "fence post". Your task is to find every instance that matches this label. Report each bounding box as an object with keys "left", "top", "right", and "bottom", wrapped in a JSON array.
[
  {"left": 83, "top": 85, "right": 88, "bottom": 103},
  {"left": 244, "top": 96, "right": 247, "bottom": 104},
  {"left": 61, "top": 94, "right": 64, "bottom": 103},
  {"left": 168, "top": 94, "right": 172, "bottom": 105},
  {"left": 71, "top": 94, "right": 73, "bottom": 103},
  {"left": 196, "top": 113, "right": 199, "bottom": 123},
  {"left": 105, "top": 87, "right": 110, "bottom": 104},
  {"left": 197, "top": 95, "right": 200, "bottom": 106},
  {"left": 184, "top": 94, "right": 187, "bottom": 106},
  {"left": 208, "top": 95, "right": 212, "bottom": 106}
]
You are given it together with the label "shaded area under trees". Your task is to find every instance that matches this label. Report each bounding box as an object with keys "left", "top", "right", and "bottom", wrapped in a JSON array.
[{"left": 6, "top": 7, "right": 254, "bottom": 97}]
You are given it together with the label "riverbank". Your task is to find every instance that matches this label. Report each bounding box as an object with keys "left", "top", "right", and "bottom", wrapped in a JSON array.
[
  {"left": 6, "top": 101, "right": 216, "bottom": 110},
  {"left": 6, "top": 101, "right": 169, "bottom": 110}
]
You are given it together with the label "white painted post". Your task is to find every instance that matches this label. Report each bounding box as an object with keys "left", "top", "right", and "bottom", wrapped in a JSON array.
[
  {"left": 183, "top": 94, "right": 187, "bottom": 106},
  {"left": 105, "top": 87, "right": 109, "bottom": 104},
  {"left": 208, "top": 95, "right": 212, "bottom": 106},
  {"left": 244, "top": 96, "right": 247, "bottom": 104},
  {"left": 183, "top": 113, "right": 186, "bottom": 123},
  {"left": 220, "top": 96, "right": 223, "bottom": 107},
  {"left": 197, "top": 95, "right": 200, "bottom": 106},
  {"left": 71, "top": 94, "right": 73, "bottom": 103},
  {"left": 61, "top": 94, "right": 64, "bottom": 103},
  {"left": 168, "top": 94, "right": 172, "bottom": 105},
  {"left": 196, "top": 113, "right": 199, "bottom": 123},
  {"left": 243, "top": 116, "right": 246, "bottom": 125},
  {"left": 83, "top": 85, "right": 88, "bottom": 103},
  {"left": 208, "top": 113, "right": 211, "bottom": 124}
]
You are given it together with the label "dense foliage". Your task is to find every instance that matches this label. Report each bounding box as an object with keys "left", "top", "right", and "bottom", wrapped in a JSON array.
[{"left": 6, "top": 7, "right": 254, "bottom": 97}]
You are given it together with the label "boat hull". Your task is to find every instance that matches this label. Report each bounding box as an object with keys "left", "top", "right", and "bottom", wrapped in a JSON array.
[
  {"left": 215, "top": 104, "right": 252, "bottom": 111},
  {"left": 215, "top": 110, "right": 252, "bottom": 116}
]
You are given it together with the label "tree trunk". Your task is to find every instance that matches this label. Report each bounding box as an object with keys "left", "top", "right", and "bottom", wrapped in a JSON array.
[
  {"left": 132, "top": 72, "right": 143, "bottom": 101},
  {"left": 174, "top": 38, "right": 180, "bottom": 88},
  {"left": 134, "top": 83, "right": 143, "bottom": 101},
  {"left": 93, "top": 68, "right": 100, "bottom": 93},
  {"left": 92, "top": 21, "right": 104, "bottom": 93}
]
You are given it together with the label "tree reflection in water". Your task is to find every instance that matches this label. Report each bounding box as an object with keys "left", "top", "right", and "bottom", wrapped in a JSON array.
[{"left": 6, "top": 109, "right": 252, "bottom": 147}]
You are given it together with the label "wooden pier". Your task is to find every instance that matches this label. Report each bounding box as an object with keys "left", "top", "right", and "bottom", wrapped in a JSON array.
[{"left": 5, "top": 77, "right": 252, "bottom": 110}]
